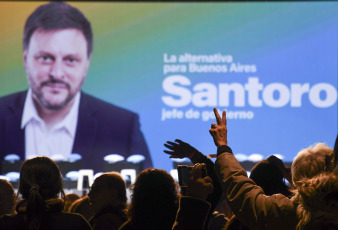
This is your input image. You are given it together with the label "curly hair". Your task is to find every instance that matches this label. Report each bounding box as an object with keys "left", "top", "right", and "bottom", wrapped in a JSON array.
[
  {"left": 128, "top": 169, "right": 178, "bottom": 230},
  {"left": 291, "top": 143, "right": 338, "bottom": 230}
]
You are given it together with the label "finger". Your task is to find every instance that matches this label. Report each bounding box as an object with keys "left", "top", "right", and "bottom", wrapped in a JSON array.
[
  {"left": 222, "top": 110, "right": 227, "bottom": 125},
  {"left": 190, "top": 163, "right": 202, "bottom": 179},
  {"left": 167, "top": 141, "right": 178, "bottom": 147},
  {"left": 175, "top": 139, "right": 185, "bottom": 144},
  {"left": 204, "top": 176, "right": 213, "bottom": 184},
  {"left": 164, "top": 144, "right": 175, "bottom": 150},
  {"left": 163, "top": 150, "right": 174, "bottom": 154},
  {"left": 204, "top": 176, "right": 213, "bottom": 188},
  {"left": 169, "top": 155, "right": 182, "bottom": 159},
  {"left": 213, "top": 108, "right": 222, "bottom": 125},
  {"left": 209, "top": 129, "right": 215, "bottom": 136},
  {"left": 211, "top": 123, "right": 217, "bottom": 128}
]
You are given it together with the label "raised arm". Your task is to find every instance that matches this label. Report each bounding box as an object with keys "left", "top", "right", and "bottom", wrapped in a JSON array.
[
  {"left": 210, "top": 108, "right": 298, "bottom": 230},
  {"left": 164, "top": 139, "right": 223, "bottom": 215}
]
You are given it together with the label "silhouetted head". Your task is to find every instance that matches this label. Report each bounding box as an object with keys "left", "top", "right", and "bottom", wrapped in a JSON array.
[
  {"left": 129, "top": 169, "right": 178, "bottom": 230},
  {"left": 19, "top": 156, "right": 63, "bottom": 200},
  {"left": 64, "top": 193, "right": 80, "bottom": 212},
  {"left": 250, "top": 159, "right": 291, "bottom": 197},
  {"left": 88, "top": 172, "right": 127, "bottom": 212},
  {"left": 17, "top": 156, "right": 64, "bottom": 230},
  {"left": 0, "top": 179, "right": 15, "bottom": 216},
  {"left": 23, "top": 2, "right": 93, "bottom": 57}
]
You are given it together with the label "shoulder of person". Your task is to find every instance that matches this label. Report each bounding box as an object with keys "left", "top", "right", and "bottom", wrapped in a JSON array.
[
  {"left": 0, "top": 90, "right": 27, "bottom": 108},
  {"left": 0, "top": 213, "right": 25, "bottom": 229},
  {"left": 52, "top": 212, "right": 91, "bottom": 227}
]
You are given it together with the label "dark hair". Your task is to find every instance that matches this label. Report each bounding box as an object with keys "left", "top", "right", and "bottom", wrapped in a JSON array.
[
  {"left": 250, "top": 159, "right": 292, "bottom": 197},
  {"left": 92, "top": 172, "right": 127, "bottom": 209},
  {"left": 23, "top": 2, "right": 93, "bottom": 57},
  {"left": 17, "top": 156, "right": 64, "bottom": 230},
  {"left": 0, "top": 179, "right": 15, "bottom": 216},
  {"left": 128, "top": 169, "right": 178, "bottom": 230}
]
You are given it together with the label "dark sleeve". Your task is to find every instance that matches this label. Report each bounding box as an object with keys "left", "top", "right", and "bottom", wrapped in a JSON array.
[
  {"left": 215, "top": 152, "right": 298, "bottom": 230},
  {"left": 172, "top": 196, "right": 211, "bottom": 230},
  {"left": 70, "top": 213, "right": 93, "bottom": 230},
  {"left": 128, "top": 113, "right": 153, "bottom": 168},
  {"left": 190, "top": 152, "right": 222, "bottom": 213}
]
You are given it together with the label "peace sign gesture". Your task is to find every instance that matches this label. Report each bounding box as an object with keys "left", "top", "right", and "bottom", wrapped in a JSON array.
[{"left": 209, "top": 108, "right": 228, "bottom": 147}]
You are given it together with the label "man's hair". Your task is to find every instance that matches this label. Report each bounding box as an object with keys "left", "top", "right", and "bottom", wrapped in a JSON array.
[{"left": 23, "top": 2, "right": 93, "bottom": 57}]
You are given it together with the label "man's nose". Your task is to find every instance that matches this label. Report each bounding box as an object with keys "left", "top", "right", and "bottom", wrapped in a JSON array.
[{"left": 49, "top": 60, "right": 65, "bottom": 80}]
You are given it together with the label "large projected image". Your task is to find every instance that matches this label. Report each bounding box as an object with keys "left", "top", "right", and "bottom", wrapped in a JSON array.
[{"left": 0, "top": 1, "right": 337, "bottom": 182}]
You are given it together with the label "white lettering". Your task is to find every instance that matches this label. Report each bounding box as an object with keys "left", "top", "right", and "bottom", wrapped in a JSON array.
[
  {"left": 219, "top": 83, "right": 245, "bottom": 107},
  {"left": 309, "top": 83, "right": 337, "bottom": 108},
  {"left": 291, "top": 84, "right": 310, "bottom": 107},
  {"left": 263, "top": 83, "right": 290, "bottom": 107},
  {"left": 161, "top": 75, "right": 191, "bottom": 107},
  {"left": 161, "top": 75, "right": 337, "bottom": 108},
  {"left": 192, "top": 83, "right": 217, "bottom": 107}
]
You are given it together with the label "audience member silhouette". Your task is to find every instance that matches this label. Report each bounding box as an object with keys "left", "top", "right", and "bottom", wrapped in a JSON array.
[
  {"left": 88, "top": 172, "right": 127, "bottom": 230},
  {"left": 210, "top": 108, "right": 338, "bottom": 230},
  {"left": 119, "top": 169, "right": 178, "bottom": 230},
  {"left": 0, "top": 156, "right": 91, "bottom": 230},
  {"left": 0, "top": 179, "right": 15, "bottom": 217},
  {"left": 69, "top": 195, "right": 94, "bottom": 220},
  {"left": 250, "top": 155, "right": 292, "bottom": 197},
  {"left": 64, "top": 193, "right": 80, "bottom": 212},
  {"left": 172, "top": 163, "right": 214, "bottom": 230}
]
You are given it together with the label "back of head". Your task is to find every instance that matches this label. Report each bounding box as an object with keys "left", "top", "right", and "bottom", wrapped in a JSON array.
[
  {"left": 91, "top": 172, "right": 127, "bottom": 209},
  {"left": 250, "top": 159, "right": 291, "bottom": 197},
  {"left": 69, "top": 196, "right": 94, "bottom": 221},
  {"left": 291, "top": 143, "right": 338, "bottom": 229},
  {"left": 129, "top": 169, "right": 178, "bottom": 230},
  {"left": 17, "top": 156, "right": 64, "bottom": 230},
  {"left": 64, "top": 193, "right": 80, "bottom": 212},
  {"left": 292, "top": 143, "right": 334, "bottom": 184},
  {"left": 23, "top": 2, "right": 93, "bottom": 57},
  {"left": 0, "top": 179, "right": 15, "bottom": 216}
]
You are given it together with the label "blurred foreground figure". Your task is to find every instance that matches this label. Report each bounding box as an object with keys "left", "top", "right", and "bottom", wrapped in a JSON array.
[
  {"left": 0, "top": 179, "right": 15, "bottom": 217},
  {"left": 0, "top": 156, "right": 91, "bottom": 230}
]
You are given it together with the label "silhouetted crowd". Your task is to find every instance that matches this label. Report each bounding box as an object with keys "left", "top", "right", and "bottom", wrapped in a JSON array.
[{"left": 0, "top": 108, "right": 337, "bottom": 230}]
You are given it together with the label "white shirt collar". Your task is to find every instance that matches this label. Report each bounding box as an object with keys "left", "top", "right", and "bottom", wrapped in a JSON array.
[{"left": 21, "top": 89, "right": 81, "bottom": 137}]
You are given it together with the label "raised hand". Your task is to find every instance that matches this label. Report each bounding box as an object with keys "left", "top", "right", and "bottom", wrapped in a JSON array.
[
  {"left": 164, "top": 139, "right": 198, "bottom": 159},
  {"left": 209, "top": 108, "right": 228, "bottom": 147},
  {"left": 187, "top": 163, "right": 214, "bottom": 200}
]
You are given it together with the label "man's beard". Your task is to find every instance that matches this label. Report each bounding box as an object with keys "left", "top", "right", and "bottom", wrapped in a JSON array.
[{"left": 34, "top": 79, "right": 75, "bottom": 110}]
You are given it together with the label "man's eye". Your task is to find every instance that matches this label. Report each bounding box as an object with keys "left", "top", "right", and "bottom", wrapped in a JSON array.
[
  {"left": 65, "top": 58, "right": 78, "bottom": 64},
  {"left": 37, "top": 56, "right": 53, "bottom": 63}
]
